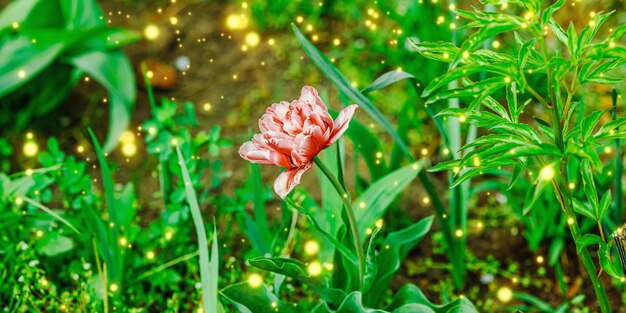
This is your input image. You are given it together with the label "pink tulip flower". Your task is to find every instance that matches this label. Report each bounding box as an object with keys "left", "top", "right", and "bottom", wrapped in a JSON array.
[{"left": 239, "top": 86, "right": 358, "bottom": 199}]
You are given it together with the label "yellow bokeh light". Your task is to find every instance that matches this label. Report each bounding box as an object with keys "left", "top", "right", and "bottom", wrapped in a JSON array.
[
  {"left": 147, "top": 251, "right": 155, "bottom": 259},
  {"left": 307, "top": 261, "right": 323, "bottom": 276},
  {"left": 247, "top": 273, "right": 263, "bottom": 288},
  {"left": 226, "top": 14, "right": 248, "bottom": 30},
  {"left": 245, "top": 32, "right": 260, "bottom": 47},
  {"left": 169, "top": 17, "right": 178, "bottom": 25},
  {"left": 539, "top": 166, "right": 555, "bottom": 180},
  {"left": 304, "top": 240, "right": 319, "bottom": 255},
  {"left": 497, "top": 286, "right": 513, "bottom": 303},
  {"left": 23, "top": 141, "right": 39, "bottom": 157},
  {"left": 110, "top": 283, "right": 118, "bottom": 292},
  {"left": 144, "top": 24, "right": 160, "bottom": 40}
]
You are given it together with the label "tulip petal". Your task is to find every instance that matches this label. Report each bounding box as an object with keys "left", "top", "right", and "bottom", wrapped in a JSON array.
[
  {"left": 273, "top": 162, "right": 312, "bottom": 199},
  {"left": 299, "top": 86, "right": 328, "bottom": 111},
  {"left": 328, "top": 104, "right": 359, "bottom": 146},
  {"left": 239, "top": 141, "right": 291, "bottom": 167}
]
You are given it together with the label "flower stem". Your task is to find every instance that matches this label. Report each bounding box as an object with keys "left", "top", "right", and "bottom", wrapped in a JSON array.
[{"left": 313, "top": 156, "right": 364, "bottom": 290}]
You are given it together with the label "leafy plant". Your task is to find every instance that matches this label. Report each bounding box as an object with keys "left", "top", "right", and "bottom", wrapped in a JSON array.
[
  {"left": 0, "top": 0, "right": 138, "bottom": 151},
  {"left": 418, "top": 1, "right": 626, "bottom": 311}
]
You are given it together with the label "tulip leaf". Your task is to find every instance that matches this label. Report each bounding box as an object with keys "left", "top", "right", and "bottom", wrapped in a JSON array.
[
  {"left": 353, "top": 161, "right": 423, "bottom": 240},
  {"left": 221, "top": 282, "right": 302, "bottom": 313},
  {"left": 364, "top": 216, "right": 434, "bottom": 307},
  {"left": 362, "top": 70, "right": 414, "bottom": 94}
]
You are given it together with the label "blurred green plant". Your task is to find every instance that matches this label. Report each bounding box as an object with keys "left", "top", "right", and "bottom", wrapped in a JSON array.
[{"left": 0, "top": 0, "right": 138, "bottom": 151}]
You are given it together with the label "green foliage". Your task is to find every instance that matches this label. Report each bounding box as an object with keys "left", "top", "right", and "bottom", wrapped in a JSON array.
[
  {"left": 0, "top": 0, "right": 139, "bottom": 151},
  {"left": 418, "top": 1, "right": 625, "bottom": 311}
]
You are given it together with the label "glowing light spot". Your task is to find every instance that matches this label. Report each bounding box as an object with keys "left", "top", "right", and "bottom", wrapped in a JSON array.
[
  {"left": 146, "top": 71, "right": 154, "bottom": 79},
  {"left": 268, "top": 38, "right": 275, "bottom": 46},
  {"left": 36, "top": 230, "right": 43, "bottom": 237},
  {"left": 333, "top": 38, "right": 341, "bottom": 46},
  {"left": 144, "top": 24, "right": 160, "bottom": 40},
  {"left": 241, "top": 44, "right": 249, "bottom": 52},
  {"left": 296, "top": 16, "right": 304, "bottom": 23},
  {"left": 443, "top": 148, "right": 450, "bottom": 156},
  {"left": 568, "top": 182, "right": 575, "bottom": 189},
  {"left": 521, "top": 23, "right": 528, "bottom": 29},
  {"left": 226, "top": 14, "right": 248, "bottom": 30},
  {"left": 165, "top": 231, "right": 173, "bottom": 240},
  {"left": 359, "top": 201, "right": 366, "bottom": 209},
  {"left": 119, "top": 237, "right": 128, "bottom": 246},
  {"left": 169, "top": 17, "right": 178, "bottom": 25},
  {"left": 453, "top": 166, "right": 460, "bottom": 174},
  {"left": 504, "top": 77, "right": 511, "bottom": 83},
  {"left": 307, "top": 261, "right": 323, "bottom": 276},
  {"left": 536, "top": 255, "right": 544, "bottom": 264},
  {"left": 375, "top": 151, "right": 383, "bottom": 158},
  {"left": 171, "top": 138, "right": 179, "bottom": 146},
  {"left": 304, "top": 240, "right": 319, "bottom": 255},
  {"left": 25, "top": 169, "right": 33, "bottom": 176},
  {"left": 462, "top": 51, "right": 470, "bottom": 59},
  {"left": 458, "top": 114, "right": 467, "bottom": 123},
  {"left": 16, "top": 197, "right": 23, "bottom": 205},
  {"left": 203, "top": 103, "right": 212, "bottom": 111},
  {"left": 23, "top": 141, "right": 39, "bottom": 157},
  {"left": 450, "top": 23, "right": 456, "bottom": 29},
  {"left": 12, "top": 22, "right": 19, "bottom": 29},
  {"left": 455, "top": 229, "right": 463, "bottom": 237},
  {"left": 247, "top": 273, "right": 263, "bottom": 288},
  {"left": 147, "top": 251, "right": 155, "bottom": 259},
  {"left": 422, "top": 197, "right": 430, "bottom": 204},
  {"left": 18, "top": 70, "right": 26, "bottom": 79},
  {"left": 567, "top": 217, "right": 575, "bottom": 225},
  {"left": 436, "top": 16, "right": 444, "bottom": 24},
  {"left": 110, "top": 284, "right": 118, "bottom": 292},
  {"left": 604, "top": 146, "right": 612, "bottom": 154},
  {"left": 245, "top": 32, "right": 260, "bottom": 47},
  {"left": 497, "top": 287, "right": 513, "bottom": 303},
  {"left": 473, "top": 157, "right": 481, "bottom": 167},
  {"left": 420, "top": 148, "right": 428, "bottom": 156},
  {"left": 539, "top": 166, "right": 555, "bottom": 180},
  {"left": 492, "top": 40, "right": 501, "bottom": 49},
  {"left": 375, "top": 219, "right": 383, "bottom": 228}
]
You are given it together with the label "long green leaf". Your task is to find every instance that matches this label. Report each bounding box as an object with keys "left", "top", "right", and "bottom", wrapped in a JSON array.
[{"left": 176, "top": 147, "right": 218, "bottom": 313}]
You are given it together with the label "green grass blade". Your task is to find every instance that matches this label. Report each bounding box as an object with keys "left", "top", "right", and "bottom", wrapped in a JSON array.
[
  {"left": 176, "top": 147, "right": 218, "bottom": 313},
  {"left": 88, "top": 128, "right": 122, "bottom": 285},
  {"left": 22, "top": 197, "right": 81, "bottom": 235}
]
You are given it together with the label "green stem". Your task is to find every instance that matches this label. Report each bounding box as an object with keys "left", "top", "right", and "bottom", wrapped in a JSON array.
[
  {"left": 541, "top": 39, "right": 611, "bottom": 312},
  {"left": 313, "top": 157, "right": 364, "bottom": 290}
]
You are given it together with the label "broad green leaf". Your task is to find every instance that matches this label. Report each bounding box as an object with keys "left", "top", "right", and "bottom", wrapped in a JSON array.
[
  {"left": 35, "top": 233, "right": 74, "bottom": 256},
  {"left": 314, "top": 292, "right": 385, "bottom": 313},
  {"left": 572, "top": 198, "right": 596, "bottom": 220},
  {"left": 598, "top": 243, "right": 620, "bottom": 279},
  {"left": 580, "top": 160, "right": 599, "bottom": 214},
  {"left": 249, "top": 257, "right": 345, "bottom": 304},
  {"left": 365, "top": 217, "right": 434, "bottom": 307},
  {"left": 386, "top": 284, "right": 477, "bottom": 313},
  {"left": 0, "top": 0, "right": 38, "bottom": 31},
  {"left": 548, "top": 18, "right": 568, "bottom": 46},
  {"left": 0, "top": 36, "right": 64, "bottom": 97},
  {"left": 362, "top": 70, "right": 414, "bottom": 94},
  {"left": 575, "top": 234, "right": 603, "bottom": 254},
  {"left": 221, "top": 282, "right": 301, "bottom": 313},
  {"left": 541, "top": 0, "right": 565, "bottom": 25},
  {"left": 581, "top": 110, "right": 606, "bottom": 141},
  {"left": 598, "top": 191, "right": 612, "bottom": 222},
  {"left": 353, "top": 161, "right": 423, "bottom": 239},
  {"left": 71, "top": 51, "right": 135, "bottom": 152}
]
